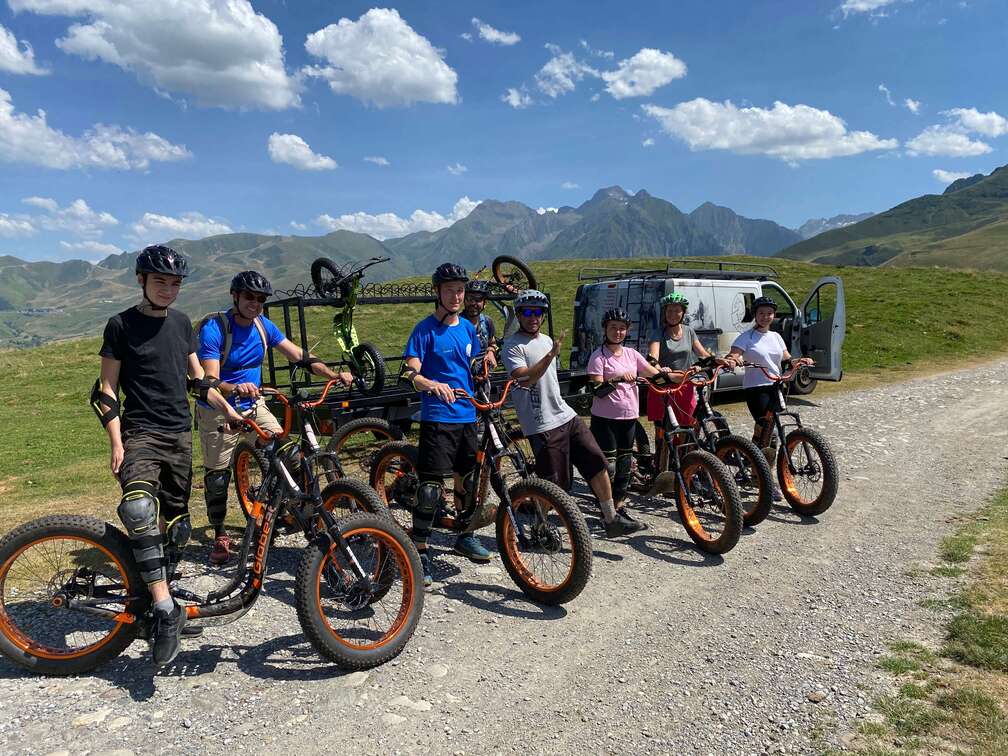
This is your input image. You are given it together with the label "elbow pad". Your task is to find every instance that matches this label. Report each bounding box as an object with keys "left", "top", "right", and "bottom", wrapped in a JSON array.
[
  {"left": 646, "top": 354, "right": 660, "bottom": 367},
  {"left": 90, "top": 379, "right": 120, "bottom": 428},
  {"left": 695, "top": 355, "right": 717, "bottom": 369},
  {"left": 188, "top": 376, "right": 221, "bottom": 403},
  {"left": 399, "top": 366, "right": 419, "bottom": 390},
  {"left": 297, "top": 355, "right": 326, "bottom": 374},
  {"left": 589, "top": 380, "right": 618, "bottom": 398}
]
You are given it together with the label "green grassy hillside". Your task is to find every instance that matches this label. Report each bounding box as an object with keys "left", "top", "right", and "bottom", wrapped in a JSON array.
[{"left": 2, "top": 257, "right": 1007, "bottom": 533}]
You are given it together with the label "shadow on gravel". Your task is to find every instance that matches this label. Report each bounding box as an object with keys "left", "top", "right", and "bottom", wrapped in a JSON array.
[
  {"left": 440, "top": 581, "right": 567, "bottom": 621},
  {"left": 623, "top": 533, "right": 725, "bottom": 568},
  {"left": 233, "top": 633, "right": 348, "bottom": 682},
  {"left": 763, "top": 505, "right": 820, "bottom": 526}
]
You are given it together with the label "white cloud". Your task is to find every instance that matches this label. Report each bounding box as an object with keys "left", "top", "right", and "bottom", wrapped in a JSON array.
[
  {"left": 22, "top": 196, "right": 117, "bottom": 236},
  {"left": 561, "top": 181, "right": 579, "bottom": 189},
  {"left": 642, "top": 98, "right": 898, "bottom": 161},
  {"left": 304, "top": 8, "right": 458, "bottom": 107},
  {"left": 10, "top": 0, "right": 299, "bottom": 109},
  {"left": 471, "top": 17, "right": 520, "bottom": 46},
  {"left": 942, "top": 107, "right": 1008, "bottom": 137},
  {"left": 0, "top": 88, "right": 190, "bottom": 170},
  {"left": 0, "top": 214, "right": 34, "bottom": 237},
  {"left": 601, "top": 48, "right": 686, "bottom": 99},
  {"left": 932, "top": 169, "right": 972, "bottom": 184},
  {"left": 59, "top": 240, "right": 121, "bottom": 260},
  {"left": 364, "top": 155, "right": 390, "bottom": 166},
  {"left": 878, "top": 83, "right": 895, "bottom": 106},
  {"left": 0, "top": 22, "right": 47, "bottom": 74},
  {"left": 501, "top": 87, "right": 532, "bottom": 109},
  {"left": 267, "top": 133, "right": 337, "bottom": 171},
  {"left": 289, "top": 220, "right": 307, "bottom": 231},
  {"left": 447, "top": 162, "right": 467, "bottom": 175},
  {"left": 904, "top": 98, "right": 921, "bottom": 114},
  {"left": 535, "top": 44, "right": 598, "bottom": 98},
  {"left": 536, "top": 207, "right": 558, "bottom": 214},
  {"left": 579, "top": 40, "right": 614, "bottom": 59},
  {"left": 840, "top": 0, "right": 903, "bottom": 17},
  {"left": 905, "top": 125, "right": 991, "bottom": 156},
  {"left": 642, "top": 137, "right": 655, "bottom": 147},
  {"left": 459, "top": 32, "right": 473, "bottom": 41},
  {"left": 131, "top": 211, "right": 233, "bottom": 240},
  {"left": 315, "top": 196, "right": 479, "bottom": 240}
]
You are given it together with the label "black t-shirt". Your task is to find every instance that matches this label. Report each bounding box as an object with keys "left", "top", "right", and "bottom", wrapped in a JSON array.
[{"left": 99, "top": 307, "right": 197, "bottom": 433}]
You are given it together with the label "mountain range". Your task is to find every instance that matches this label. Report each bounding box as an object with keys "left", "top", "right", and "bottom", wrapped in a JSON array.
[{"left": 0, "top": 187, "right": 807, "bottom": 347}]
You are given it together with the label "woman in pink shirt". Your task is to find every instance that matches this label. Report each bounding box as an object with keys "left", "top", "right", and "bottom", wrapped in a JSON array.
[{"left": 586, "top": 308, "right": 666, "bottom": 517}]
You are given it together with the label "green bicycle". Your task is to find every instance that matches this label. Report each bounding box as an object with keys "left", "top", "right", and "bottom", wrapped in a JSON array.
[{"left": 310, "top": 255, "right": 388, "bottom": 395}]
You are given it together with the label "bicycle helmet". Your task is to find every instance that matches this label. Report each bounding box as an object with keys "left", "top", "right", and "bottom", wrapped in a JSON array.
[
  {"left": 230, "top": 270, "right": 273, "bottom": 297},
  {"left": 513, "top": 289, "right": 550, "bottom": 310},
  {"left": 660, "top": 292, "right": 689, "bottom": 310},
  {"left": 431, "top": 262, "right": 468, "bottom": 286},
  {"left": 465, "top": 279, "right": 492, "bottom": 296},
  {"left": 602, "top": 308, "right": 632, "bottom": 326},
  {"left": 135, "top": 245, "right": 189, "bottom": 278},
  {"left": 752, "top": 296, "right": 778, "bottom": 312}
]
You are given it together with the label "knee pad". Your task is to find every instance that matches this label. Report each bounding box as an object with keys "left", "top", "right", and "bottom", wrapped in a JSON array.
[
  {"left": 117, "top": 481, "right": 165, "bottom": 585},
  {"left": 165, "top": 513, "right": 192, "bottom": 550},
  {"left": 204, "top": 469, "right": 231, "bottom": 504},
  {"left": 614, "top": 452, "right": 633, "bottom": 478},
  {"left": 416, "top": 481, "right": 444, "bottom": 517}
]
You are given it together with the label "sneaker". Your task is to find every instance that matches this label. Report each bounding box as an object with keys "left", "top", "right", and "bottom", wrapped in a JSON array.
[
  {"left": 419, "top": 551, "right": 433, "bottom": 588},
  {"left": 605, "top": 513, "right": 645, "bottom": 538},
  {"left": 454, "top": 533, "right": 493, "bottom": 563},
  {"left": 152, "top": 603, "right": 187, "bottom": 667},
  {"left": 772, "top": 485, "right": 783, "bottom": 502},
  {"left": 208, "top": 534, "right": 233, "bottom": 565}
]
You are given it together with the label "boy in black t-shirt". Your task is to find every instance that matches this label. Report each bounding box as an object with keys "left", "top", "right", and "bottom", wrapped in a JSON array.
[{"left": 93, "top": 245, "right": 243, "bottom": 667}]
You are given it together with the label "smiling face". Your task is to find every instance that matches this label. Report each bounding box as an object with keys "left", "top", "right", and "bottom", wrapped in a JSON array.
[
  {"left": 754, "top": 305, "right": 776, "bottom": 330},
  {"left": 604, "top": 319, "right": 629, "bottom": 344},
  {"left": 517, "top": 305, "right": 545, "bottom": 334},
  {"left": 234, "top": 289, "right": 267, "bottom": 320},
  {"left": 464, "top": 292, "right": 486, "bottom": 319},
  {"left": 138, "top": 272, "right": 182, "bottom": 308},
  {"left": 437, "top": 280, "right": 466, "bottom": 314},
  {"left": 663, "top": 303, "right": 686, "bottom": 327}
]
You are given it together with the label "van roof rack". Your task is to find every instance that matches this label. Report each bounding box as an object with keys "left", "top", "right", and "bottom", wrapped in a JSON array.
[{"left": 577, "top": 258, "right": 779, "bottom": 282}]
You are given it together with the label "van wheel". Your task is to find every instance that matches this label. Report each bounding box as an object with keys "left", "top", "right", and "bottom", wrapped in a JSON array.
[{"left": 791, "top": 367, "right": 817, "bottom": 395}]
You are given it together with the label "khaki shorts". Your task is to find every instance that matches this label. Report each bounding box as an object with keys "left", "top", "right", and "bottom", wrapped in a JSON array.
[{"left": 197, "top": 398, "right": 282, "bottom": 471}]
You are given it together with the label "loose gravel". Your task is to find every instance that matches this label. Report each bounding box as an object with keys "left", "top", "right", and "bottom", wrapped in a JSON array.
[{"left": 1, "top": 363, "right": 1007, "bottom": 756}]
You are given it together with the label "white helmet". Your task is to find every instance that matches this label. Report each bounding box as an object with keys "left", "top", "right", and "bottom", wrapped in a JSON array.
[{"left": 513, "top": 289, "right": 549, "bottom": 310}]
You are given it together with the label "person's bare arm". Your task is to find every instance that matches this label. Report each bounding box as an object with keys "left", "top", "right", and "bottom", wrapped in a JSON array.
[
  {"left": 403, "top": 356, "right": 456, "bottom": 404},
  {"left": 508, "top": 331, "right": 565, "bottom": 385},
  {"left": 188, "top": 354, "right": 243, "bottom": 424},
  {"left": 276, "top": 338, "right": 352, "bottom": 386}
]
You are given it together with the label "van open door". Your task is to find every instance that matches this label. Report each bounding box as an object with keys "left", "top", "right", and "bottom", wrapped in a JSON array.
[{"left": 798, "top": 276, "right": 845, "bottom": 381}]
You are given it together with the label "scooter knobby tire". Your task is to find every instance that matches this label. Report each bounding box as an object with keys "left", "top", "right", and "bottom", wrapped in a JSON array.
[
  {"left": 778, "top": 427, "right": 838, "bottom": 516},
  {"left": 715, "top": 435, "right": 774, "bottom": 527},
  {"left": 310, "top": 257, "right": 351, "bottom": 304},
  {"left": 295, "top": 512, "right": 423, "bottom": 670},
  {"left": 350, "top": 342, "right": 386, "bottom": 395},
  {"left": 0, "top": 515, "right": 146, "bottom": 676},
  {"left": 368, "top": 440, "right": 419, "bottom": 532},
  {"left": 491, "top": 255, "right": 537, "bottom": 293},
  {"left": 233, "top": 440, "right": 269, "bottom": 520},
  {"left": 497, "top": 477, "right": 592, "bottom": 605},
  {"left": 675, "top": 450, "right": 744, "bottom": 554}
]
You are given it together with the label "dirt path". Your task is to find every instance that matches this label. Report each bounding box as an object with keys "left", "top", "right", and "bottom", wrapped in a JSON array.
[{"left": 2, "top": 362, "right": 1007, "bottom": 756}]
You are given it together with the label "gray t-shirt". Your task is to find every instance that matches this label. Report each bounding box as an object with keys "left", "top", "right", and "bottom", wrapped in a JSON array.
[
  {"left": 501, "top": 331, "right": 577, "bottom": 436},
  {"left": 652, "top": 325, "right": 698, "bottom": 371}
]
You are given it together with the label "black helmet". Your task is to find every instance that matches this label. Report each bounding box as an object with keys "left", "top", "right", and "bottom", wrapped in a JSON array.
[
  {"left": 752, "top": 296, "right": 778, "bottom": 312},
  {"left": 230, "top": 270, "right": 273, "bottom": 297},
  {"left": 136, "top": 245, "right": 189, "bottom": 278},
  {"left": 465, "top": 279, "right": 492, "bottom": 296},
  {"left": 602, "top": 308, "right": 632, "bottom": 326},
  {"left": 432, "top": 262, "right": 468, "bottom": 287}
]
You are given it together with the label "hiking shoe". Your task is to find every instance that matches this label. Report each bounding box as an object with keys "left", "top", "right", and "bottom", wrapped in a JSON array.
[
  {"left": 605, "top": 513, "right": 645, "bottom": 538},
  {"left": 208, "top": 534, "right": 233, "bottom": 565},
  {"left": 772, "top": 484, "right": 783, "bottom": 502},
  {"left": 152, "top": 603, "right": 187, "bottom": 667},
  {"left": 419, "top": 552, "right": 433, "bottom": 588},
  {"left": 454, "top": 533, "right": 493, "bottom": 563}
]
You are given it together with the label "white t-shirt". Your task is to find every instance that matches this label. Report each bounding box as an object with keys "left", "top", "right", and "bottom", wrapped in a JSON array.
[{"left": 731, "top": 328, "right": 787, "bottom": 389}]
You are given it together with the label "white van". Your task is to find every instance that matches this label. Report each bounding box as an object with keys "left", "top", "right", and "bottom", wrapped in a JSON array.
[{"left": 568, "top": 261, "right": 845, "bottom": 395}]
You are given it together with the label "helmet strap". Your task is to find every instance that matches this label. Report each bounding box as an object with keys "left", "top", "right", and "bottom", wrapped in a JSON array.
[{"left": 138, "top": 274, "right": 168, "bottom": 313}]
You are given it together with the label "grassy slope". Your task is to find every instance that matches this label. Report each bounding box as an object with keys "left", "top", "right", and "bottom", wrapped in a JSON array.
[{"left": 3, "top": 257, "right": 1008, "bottom": 532}]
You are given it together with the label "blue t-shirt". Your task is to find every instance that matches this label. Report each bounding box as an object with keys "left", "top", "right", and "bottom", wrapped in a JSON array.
[
  {"left": 198, "top": 311, "right": 285, "bottom": 410},
  {"left": 404, "top": 315, "right": 481, "bottom": 423}
]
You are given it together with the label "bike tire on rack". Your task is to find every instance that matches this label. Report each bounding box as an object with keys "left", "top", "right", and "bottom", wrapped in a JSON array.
[
  {"left": 295, "top": 512, "right": 423, "bottom": 670},
  {"left": 491, "top": 255, "right": 537, "bottom": 293},
  {"left": 497, "top": 477, "right": 592, "bottom": 605},
  {"left": 778, "top": 427, "right": 839, "bottom": 516},
  {"left": 349, "top": 342, "right": 386, "bottom": 395},
  {"left": 309, "top": 257, "right": 350, "bottom": 303},
  {"left": 675, "top": 450, "right": 743, "bottom": 554},
  {"left": 328, "top": 416, "right": 404, "bottom": 481},
  {"left": 0, "top": 515, "right": 146, "bottom": 676},
  {"left": 714, "top": 435, "right": 774, "bottom": 527}
]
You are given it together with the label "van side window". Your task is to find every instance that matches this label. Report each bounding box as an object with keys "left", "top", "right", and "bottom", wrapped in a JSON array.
[
  {"left": 739, "top": 292, "right": 756, "bottom": 324},
  {"left": 804, "top": 285, "right": 836, "bottom": 324}
]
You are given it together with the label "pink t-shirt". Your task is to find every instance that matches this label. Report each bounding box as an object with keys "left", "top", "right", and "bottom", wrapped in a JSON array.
[{"left": 586, "top": 345, "right": 650, "bottom": 420}]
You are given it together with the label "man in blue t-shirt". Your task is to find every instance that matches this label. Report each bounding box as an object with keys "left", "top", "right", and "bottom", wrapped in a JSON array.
[
  {"left": 401, "top": 262, "right": 490, "bottom": 586},
  {"left": 197, "top": 270, "right": 351, "bottom": 564}
]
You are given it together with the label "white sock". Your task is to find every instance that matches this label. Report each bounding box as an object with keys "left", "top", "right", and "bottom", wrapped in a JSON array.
[{"left": 599, "top": 499, "right": 616, "bottom": 523}]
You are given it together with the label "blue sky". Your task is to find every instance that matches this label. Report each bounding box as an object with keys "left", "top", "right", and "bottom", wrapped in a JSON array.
[{"left": 0, "top": 0, "right": 1005, "bottom": 262}]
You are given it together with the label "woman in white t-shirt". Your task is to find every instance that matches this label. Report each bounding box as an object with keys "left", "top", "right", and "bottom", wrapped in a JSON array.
[{"left": 727, "top": 296, "right": 812, "bottom": 462}]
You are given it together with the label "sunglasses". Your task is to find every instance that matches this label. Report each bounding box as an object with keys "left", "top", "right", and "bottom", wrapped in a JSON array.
[
  {"left": 242, "top": 293, "right": 268, "bottom": 304},
  {"left": 518, "top": 308, "right": 545, "bottom": 318}
]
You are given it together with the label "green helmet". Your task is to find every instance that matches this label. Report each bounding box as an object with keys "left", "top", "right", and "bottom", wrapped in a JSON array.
[{"left": 660, "top": 292, "right": 689, "bottom": 310}]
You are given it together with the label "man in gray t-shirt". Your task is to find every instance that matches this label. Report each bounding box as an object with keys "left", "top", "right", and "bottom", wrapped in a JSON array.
[{"left": 501, "top": 290, "right": 642, "bottom": 537}]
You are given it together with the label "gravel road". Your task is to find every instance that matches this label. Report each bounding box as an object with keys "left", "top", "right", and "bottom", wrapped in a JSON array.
[{"left": 2, "top": 362, "right": 1007, "bottom": 756}]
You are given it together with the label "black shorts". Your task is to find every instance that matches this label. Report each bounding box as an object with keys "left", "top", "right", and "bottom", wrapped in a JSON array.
[
  {"left": 743, "top": 384, "right": 782, "bottom": 423},
  {"left": 589, "top": 415, "right": 637, "bottom": 454},
  {"left": 528, "top": 417, "right": 608, "bottom": 492},
  {"left": 118, "top": 428, "right": 193, "bottom": 521},
  {"left": 417, "top": 421, "right": 477, "bottom": 482}
]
